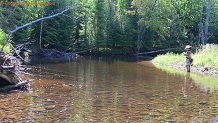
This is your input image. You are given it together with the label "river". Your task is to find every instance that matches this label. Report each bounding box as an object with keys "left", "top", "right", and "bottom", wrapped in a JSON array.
[{"left": 0, "top": 56, "right": 218, "bottom": 122}]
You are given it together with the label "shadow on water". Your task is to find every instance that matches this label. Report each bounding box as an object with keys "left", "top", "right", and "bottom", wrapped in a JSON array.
[
  {"left": 25, "top": 55, "right": 153, "bottom": 65},
  {"left": 88, "top": 55, "right": 153, "bottom": 62}
]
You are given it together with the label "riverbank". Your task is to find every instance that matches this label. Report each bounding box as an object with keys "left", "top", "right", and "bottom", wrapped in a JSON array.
[{"left": 152, "top": 44, "right": 218, "bottom": 76}]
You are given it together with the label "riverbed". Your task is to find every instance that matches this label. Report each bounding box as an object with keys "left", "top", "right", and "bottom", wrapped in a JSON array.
[{"left": 0, "top": 56, "right": 218, "bottom": 122}]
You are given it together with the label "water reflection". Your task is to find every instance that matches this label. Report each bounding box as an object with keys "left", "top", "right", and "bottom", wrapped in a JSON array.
[
  {"left": 182, "top": 73, "right": 193, "bottom": 99},
  {"left": 154, "top": 65, "right": 218, "bottom": 93},
  {"left": 0, "top": 57, "right": 218, "bottom": 122}
]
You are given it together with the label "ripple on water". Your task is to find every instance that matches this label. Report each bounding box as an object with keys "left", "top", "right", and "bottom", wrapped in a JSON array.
[{"left": 0, "top": 57, "right": 218, "bottom": 122}]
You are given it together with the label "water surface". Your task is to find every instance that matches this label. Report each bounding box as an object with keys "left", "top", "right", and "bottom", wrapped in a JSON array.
[{"left": 0, "top": 56, "right": 218, "bottom": 122}]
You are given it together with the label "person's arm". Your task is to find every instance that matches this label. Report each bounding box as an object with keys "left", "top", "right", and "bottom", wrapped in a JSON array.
[{"left": 184, "top": 51, "right": 191, "bottom": 57}]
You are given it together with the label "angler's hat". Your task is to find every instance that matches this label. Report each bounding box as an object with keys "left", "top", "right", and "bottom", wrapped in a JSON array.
[{"left": 185, "top": 45, "right": 192, "bottom": 49}]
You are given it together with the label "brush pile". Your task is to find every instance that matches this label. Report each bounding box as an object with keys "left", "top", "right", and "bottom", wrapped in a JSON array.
[{"left": 0, "top": 41, "right": 33, "bottom": 89}]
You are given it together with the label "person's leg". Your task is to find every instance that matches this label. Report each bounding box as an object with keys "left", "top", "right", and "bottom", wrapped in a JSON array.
[{"left": 186, "top": 65, "right": 190, "bottom": 72}]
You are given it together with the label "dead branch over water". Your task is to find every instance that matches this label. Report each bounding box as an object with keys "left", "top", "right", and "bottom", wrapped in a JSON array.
[
  {"left": 0, "top": 6, "right": 76, "bottom": 89},
  {"left": 0, "top": 41, "right": 34, "bottom": 88}
]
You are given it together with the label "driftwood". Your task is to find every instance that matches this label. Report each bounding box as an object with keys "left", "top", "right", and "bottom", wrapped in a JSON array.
[
  {"left": 40, "top": 49, "right": 79, "bottom": 60},
  {"left": 0, "top": 55, "right": 27, "bottom": 88},
  {"left": 0, "top": 6, "right": 77, "bottom": 89},
  {"left": 0, "top": 41, "right": 33, "bottom": 88},
  {"left": 0, "top": 80, "right": 30, "bottom": 91}
]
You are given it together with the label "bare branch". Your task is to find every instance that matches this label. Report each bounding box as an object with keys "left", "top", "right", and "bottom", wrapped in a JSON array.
[
  {"left": 10, "top": 6, "right": 74, "bottom": 33},
  {"left": 1, "top": 6, "right": 74, "bottom": 52}
]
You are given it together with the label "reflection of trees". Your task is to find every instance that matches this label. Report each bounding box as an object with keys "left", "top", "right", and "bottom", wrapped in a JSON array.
[
  {"left": 69, "top": 59, "right": 142, "bottom": 122},
  {"left": 5, "top": 58, "right": 218, "bottom": 122}
]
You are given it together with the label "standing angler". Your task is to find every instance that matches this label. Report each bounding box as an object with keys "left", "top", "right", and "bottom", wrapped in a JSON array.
[{"left": 184, "top": 45, "right": 193, "bottom": 72}]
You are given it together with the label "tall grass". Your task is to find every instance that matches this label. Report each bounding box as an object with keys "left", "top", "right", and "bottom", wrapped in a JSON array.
[
  {"left": 153, "top": 44, "right": 218, "bottom": 72},
  {"left": 193, "top": 44, "right": 218, "bottom": 71},
  {"left": 153, "top": 52, "right": 185, "bottom": 66}
]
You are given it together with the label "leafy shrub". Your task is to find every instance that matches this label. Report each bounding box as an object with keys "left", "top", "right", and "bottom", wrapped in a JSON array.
[
  {"left": 0, "top": 28, "right": 11, "bottom": 53},
  {"left": 0, "top": 28, "right": 7, "bottom": 45}
]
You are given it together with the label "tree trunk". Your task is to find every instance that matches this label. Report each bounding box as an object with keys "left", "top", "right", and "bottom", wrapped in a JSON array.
[
  {"left": 199, "top": 0, "right": 205, "bottom": 45},
  {"left": 200, "top": 22, "right": 205, "bottom": 45},
  {"left": 39, "top": 6, "right": 44, "bottom": 50},
  {"left": 136, "top": 0, "right": 141, "bottom": 53},
  {"left": 199, "top": 0, "right": 211, "bottom": 45},
  {"left": 204, "top": 0, "right": 211, "bottom": 44}
]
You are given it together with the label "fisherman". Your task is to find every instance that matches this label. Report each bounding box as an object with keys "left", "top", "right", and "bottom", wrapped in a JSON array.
[{"left": 184, "top": 45, "right": 193, "bottom": 72}]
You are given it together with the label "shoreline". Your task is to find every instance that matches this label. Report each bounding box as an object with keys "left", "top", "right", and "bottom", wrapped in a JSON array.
[{"left": 152, "top": 62, "right": 218, "bottom": 76}]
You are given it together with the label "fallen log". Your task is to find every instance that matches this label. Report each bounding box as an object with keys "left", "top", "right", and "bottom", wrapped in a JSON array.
[
  {"left": 40, "top": 49, "right": 79, "bottom": 60},
  {"left": 0, "top": 80, "right": 31, "bottom": 91},
  {"left": 0, "top": 42, "right": 32, "bottom": 88},
  {"left": 137, "top": 48, "right": 176, "bottom": 55}
]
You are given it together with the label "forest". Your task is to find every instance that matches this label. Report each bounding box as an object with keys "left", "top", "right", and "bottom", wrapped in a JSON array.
[{"left": 0, "top": 0, "right": 217, "bottom": 54}]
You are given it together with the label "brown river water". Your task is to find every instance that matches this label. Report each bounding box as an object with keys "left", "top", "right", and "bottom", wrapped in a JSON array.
[{"left": 0, "top": 56, "right": 218, "bottom": 122}]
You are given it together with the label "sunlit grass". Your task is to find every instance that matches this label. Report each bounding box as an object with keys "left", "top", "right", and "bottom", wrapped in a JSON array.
[
  {"left": 153, "top": 52, "right": 184, "bottom": 66},
  {"left": 192, "top": 44, "right": 218, "bottom": 72},
  {"left": 153, "top": 44, "right": 218, "bottom": 73}
]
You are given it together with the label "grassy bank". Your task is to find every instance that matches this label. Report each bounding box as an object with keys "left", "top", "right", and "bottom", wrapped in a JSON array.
[{"left": 153, "top": 44, "right": 218, "bottom": 75}]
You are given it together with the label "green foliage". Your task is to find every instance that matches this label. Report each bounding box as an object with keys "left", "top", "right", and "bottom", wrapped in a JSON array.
[
  {"left": 0, "top": 28, "right": 6, "bottom": 45},
  {"left": 0, "top": 45, "right": 11, "bottom": 53},
  {"left": 95, "top": 0, "right": 107, "bottom": 49},
  {"left": 0, "top": 28, "right": 11, "bottom": 53},
  {"left": 0, "top": 0, "right": 218, "bottom": 54}
]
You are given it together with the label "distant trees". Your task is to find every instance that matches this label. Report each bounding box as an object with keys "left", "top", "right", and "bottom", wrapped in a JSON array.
[{"left": 0, "top": 0, "right": 217, "bottom": 54}]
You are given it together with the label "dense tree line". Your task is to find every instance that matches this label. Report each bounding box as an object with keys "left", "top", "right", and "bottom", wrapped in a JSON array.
[{"left": 0, "top": 0, "right": 217, "bottom": 54}]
